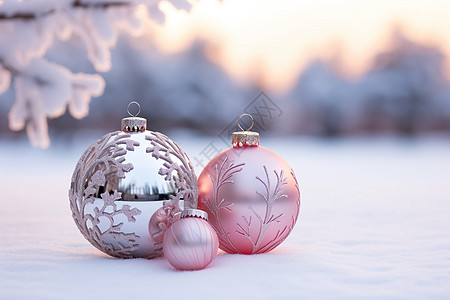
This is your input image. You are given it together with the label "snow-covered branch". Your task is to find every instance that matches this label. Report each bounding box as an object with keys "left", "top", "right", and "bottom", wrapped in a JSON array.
[{"left": 0, "top": 0, "right": 191, "bottom": 147}]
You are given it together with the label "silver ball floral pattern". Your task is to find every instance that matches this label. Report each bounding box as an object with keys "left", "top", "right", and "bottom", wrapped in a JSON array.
[
  {"left": 69, "top": 132, "right": 141, "bottom": 258},
  {"left": 145, "top": 131, "right": 198, "bottom": 221}
]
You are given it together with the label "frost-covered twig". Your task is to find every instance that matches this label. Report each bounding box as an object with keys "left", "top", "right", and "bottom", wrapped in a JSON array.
[{"left": 0, "top": 0, "right": 191, "bottom": 147}]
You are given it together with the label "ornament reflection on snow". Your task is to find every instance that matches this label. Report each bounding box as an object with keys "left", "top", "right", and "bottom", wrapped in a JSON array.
[
  {"left": 69, "top": 102, "right": 198, "bottom": 258},
  {"left": 198, "top": 114, "right": 300, "bottom": 254}
]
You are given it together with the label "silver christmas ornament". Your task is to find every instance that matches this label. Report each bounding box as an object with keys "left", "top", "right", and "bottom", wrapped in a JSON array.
[{"left": 69, "top": 102, "right": 198, "bottom": 258}]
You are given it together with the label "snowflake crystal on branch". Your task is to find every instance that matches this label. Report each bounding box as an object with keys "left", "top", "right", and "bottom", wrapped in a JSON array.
[{"left": 0, "top": 0, "right": 192, "bottom": 147}]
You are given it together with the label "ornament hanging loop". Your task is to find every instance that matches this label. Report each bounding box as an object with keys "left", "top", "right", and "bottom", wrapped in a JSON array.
[
  {"left": 232, "top": 113, "right": 259, "bottom": 147},
  {"left": 127, "top": 101, "right": 141, "bottom": 118},
  {"left": 122, "top": 101, "right": 146, "bottom": 132},
  {"left": 238, "top": 113, "right": 254, "bottom": 132}
]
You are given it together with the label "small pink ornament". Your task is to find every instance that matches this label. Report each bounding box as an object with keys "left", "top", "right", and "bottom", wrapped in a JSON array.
[
  {"left": 198, "top": 114, "right": 301, "bottom": 254},
  {"left": 163, "top": 209, "right": 219, "bottom": 271}
]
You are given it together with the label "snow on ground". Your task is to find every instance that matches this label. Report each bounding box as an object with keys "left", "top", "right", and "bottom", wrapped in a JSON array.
[{"left": 0, "top": 134, "right": 449, "bottom": 300}]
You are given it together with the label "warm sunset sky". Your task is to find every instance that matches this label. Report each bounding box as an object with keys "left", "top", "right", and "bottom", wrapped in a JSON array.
[{"left": 142, "top": 0, "right": 450, "bottom": 91}]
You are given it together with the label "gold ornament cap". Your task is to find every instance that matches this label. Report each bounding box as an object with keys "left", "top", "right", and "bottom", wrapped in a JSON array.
[
  {"left": 121, "top": 101, "right": 147, "bottom": 133},
  {"left": 180, "top": 209, "right": 208, "bottom": 220},
  {"left": 232, "top": 114, "right": 260, "bottom": 148}
]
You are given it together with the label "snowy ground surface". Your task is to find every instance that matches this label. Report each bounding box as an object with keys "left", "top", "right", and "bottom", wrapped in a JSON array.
[{"left": 1, "top": 134, "right": 449, "bottom": 300}]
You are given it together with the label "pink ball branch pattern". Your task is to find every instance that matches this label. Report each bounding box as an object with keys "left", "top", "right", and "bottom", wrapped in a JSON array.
[
  {"left": 235, "top": 166, "right": 290, "bottom": 254},
  {"left": 200, "top": 152, "right": 301, "bottom": 255},
  {"left": 291, "top": 168, "right": 301, "bottom": 223},
  {"left": 204, "top": 157, "right": 245, "bottom": 254}
]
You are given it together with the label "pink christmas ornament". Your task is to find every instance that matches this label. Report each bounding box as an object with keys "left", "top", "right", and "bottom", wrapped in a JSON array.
[
  {"left": 163, "top": 209, "right": 219, "bottom": 271},
  {"left": 198, "top": 114, "right": 300, "bottom": 254}
]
